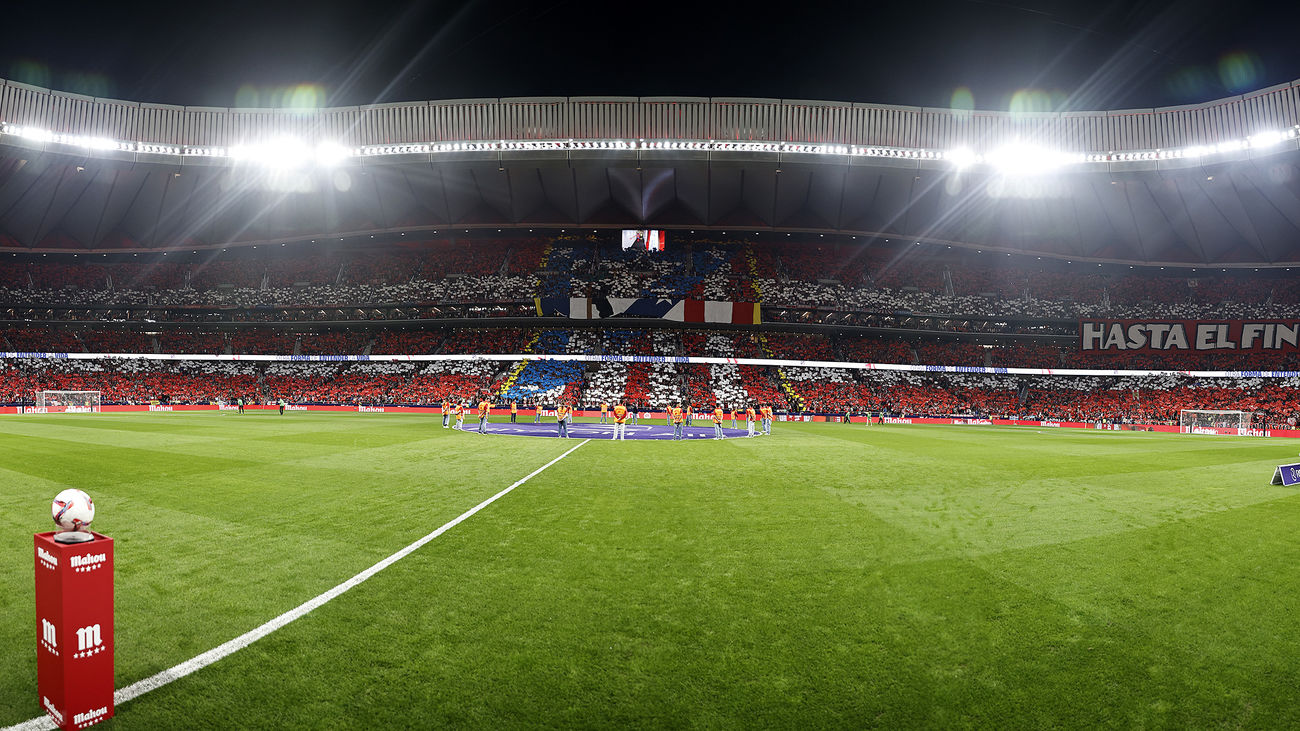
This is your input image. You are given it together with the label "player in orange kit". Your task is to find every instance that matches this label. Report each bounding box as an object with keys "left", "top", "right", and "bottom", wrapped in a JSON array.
[
  {"left": 612, "top": 402, "right": 629, "bottom": 440},
  {"left": 556, "top": 403, "right": 570, "bottom": 438}
]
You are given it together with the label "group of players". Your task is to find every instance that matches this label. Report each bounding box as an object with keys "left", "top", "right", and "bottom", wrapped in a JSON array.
[
  {"left": 440, "top": 398, "right": 505, "bottom": 434},
  {"left": 621, "top": 402, "right": 777, "bottom": 441},
  {"left": 230, "top": 397, "right": 289, "bottom": 415},
  {"left": 437, "top": 399, "right": 776, "bottom": 440}
]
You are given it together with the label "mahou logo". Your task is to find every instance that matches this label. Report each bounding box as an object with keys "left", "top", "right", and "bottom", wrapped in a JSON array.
[
  {"left": 43, "top": 696, "right": 64, "bottom": 725},
  {"left": 73, "top": 623, "right": 104, "bottom": 659},
  {"left": 38, "top": 546, "right": 58, "bottom": 569},
  {"left": 73, "top": 706, "right": 108, "bottom": 727},
  {"left": 41, "top": 618, "right": 59, "bottom": 656},
  {"left": 70, "top": 553, "right": 107, "bottom": 573}
]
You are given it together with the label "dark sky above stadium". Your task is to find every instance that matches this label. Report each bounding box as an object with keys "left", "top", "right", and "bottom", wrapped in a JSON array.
[{"left": 4, "top": 0, "right": 1300, "bottom": 113}]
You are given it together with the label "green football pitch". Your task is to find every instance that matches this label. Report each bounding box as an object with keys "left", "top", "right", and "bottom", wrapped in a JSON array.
[{"left": 3, "top": 412, "right": 1300, "bottom": 728}]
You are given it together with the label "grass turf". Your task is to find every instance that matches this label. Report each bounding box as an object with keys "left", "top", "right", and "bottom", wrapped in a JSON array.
[{"left": 2, "top": 412, "right": 1300, "bottom": 728}]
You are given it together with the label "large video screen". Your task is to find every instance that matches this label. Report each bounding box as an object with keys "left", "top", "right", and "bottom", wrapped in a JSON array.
[{"left": 621, "top": 229, "right": 665, "bottom": 251}]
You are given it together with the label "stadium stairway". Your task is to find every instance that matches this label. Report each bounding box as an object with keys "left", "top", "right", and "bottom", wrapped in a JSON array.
[
  {"left": 777, "top": 368, "right": 806, "bottom": 410},
  {"left": 530, "top": 240, "right": 554, "bottom": 299},
  {"left": 743, "top": 245, "right": 764, "bottom": 300},
  {"left": 498, "top": 361, "right": 530, "bottom": 397},
  {"left": 497, "top": 331, "right": 541, "bottom": 398},
  {"left": 537, "top": 240, "right": 554, "bottom": 279},
  {"left": 756, "top": 333, "right": 805, "bottom": 410}
]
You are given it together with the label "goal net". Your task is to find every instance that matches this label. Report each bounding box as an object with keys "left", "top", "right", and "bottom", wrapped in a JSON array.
[
  {"left": 1179, "top": 409, "right": 1252, "bottom": 434},
  {"left": 34, "top": 390, "right": 102, "bottom": 413}
]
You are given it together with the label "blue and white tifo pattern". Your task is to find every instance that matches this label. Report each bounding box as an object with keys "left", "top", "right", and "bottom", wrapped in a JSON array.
[
  {"left": 1, "top": 351, "right": 1297, "bottom": 379},
  {"left": 462, "top": 423, "right": 753, "bottom": 440},
  {"left": 500, "top": 359, "right": 585, "bottom": 402}
]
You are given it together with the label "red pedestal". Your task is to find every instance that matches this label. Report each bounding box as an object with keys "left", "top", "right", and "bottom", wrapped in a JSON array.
[{"left": 34, "top": 532, "right": 115, "bottom": 730}]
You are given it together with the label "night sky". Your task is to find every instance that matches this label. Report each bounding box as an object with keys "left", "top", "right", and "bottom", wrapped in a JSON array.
[{"left": 3, "top": 0, "right": 1300, "bottom": 113}]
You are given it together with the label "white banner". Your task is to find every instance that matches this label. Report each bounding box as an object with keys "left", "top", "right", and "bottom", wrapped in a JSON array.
[{"left": 1, "top": 351, "right": 1297, "bottom": 379}]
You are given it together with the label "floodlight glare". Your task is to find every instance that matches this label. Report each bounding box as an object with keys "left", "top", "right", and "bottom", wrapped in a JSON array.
[
  {"left": 230, "top": 137, "right": 315, "bottom": 169},
  {"left": 1248, "top": 130, "right": 1284, "bottom": 149},
  {"left": 314, "top": 142, "right": 350, "bottom": 167},
  {"left": 985, "top": 143, "right": 1069, "bottom": 175},
  {"left": 945, "top": 147, "right": 978, "bottom": 170}
]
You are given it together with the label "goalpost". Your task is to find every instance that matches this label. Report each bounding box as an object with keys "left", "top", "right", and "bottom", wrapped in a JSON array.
[
  {"left": 34, "top": 390, "right": 102, "bottom": 413},
  {"left": 1179, "top": 409, "right": 1252, "bottom": 435}
]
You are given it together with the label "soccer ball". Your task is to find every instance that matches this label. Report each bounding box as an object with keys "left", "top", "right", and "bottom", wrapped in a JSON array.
[{"left": 52, "top": 489, "right": 94, "bottom": 533}]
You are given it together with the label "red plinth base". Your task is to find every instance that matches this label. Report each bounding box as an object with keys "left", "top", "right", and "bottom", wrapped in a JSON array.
[{"left": 34, "top": 531, "right": 115, "bottom": 730}]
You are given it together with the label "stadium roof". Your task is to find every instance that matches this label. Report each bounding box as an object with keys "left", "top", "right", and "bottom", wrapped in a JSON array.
[
  {"left": 3, "top": 0, "right": 1300, "bottom": 266},
  {"left": 4, "top": 0, "right": 1300, "bottom": 111},
  {"left": 4, "top": 80, "right": 1300, "bottom": 266}
]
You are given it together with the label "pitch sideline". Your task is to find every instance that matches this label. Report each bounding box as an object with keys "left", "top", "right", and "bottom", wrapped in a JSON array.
[{"left": 4, "top": 438, "right": 592, "bottom": 731}]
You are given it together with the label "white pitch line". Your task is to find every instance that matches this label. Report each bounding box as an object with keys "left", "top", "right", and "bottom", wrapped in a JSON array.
[{"left": 4, "top": 438, "right": 591, "bottom": 731}]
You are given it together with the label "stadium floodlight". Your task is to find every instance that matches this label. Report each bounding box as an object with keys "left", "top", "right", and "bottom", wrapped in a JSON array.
[
  {"left": 0, "top": 123, "right": 120, "bottom": 152},
  {"left": 7, "top": 115, "right": 1300, "bottom": 173},
  {"left": 1248, "top": 130, "right": 1284, "bottom": 149},
  {"left": 945, "top": 147, "right": 979, "bottom": 170},
  {"left": 314, "top": 142, "right": 351, "bottom": 166},
  {"left": 231, "top": 137, "right": 344, "bottom": 169},
  {"left": 228, "top": 143, "right": 259, "bottom": 164},
  {"left": 12, "top": 124, "right": 54, "bottom": 142},
  {"left": 63, "top": 134, "right": 118, "bottom": 151},
  {"left": 985, "top": 143, "right": 1075, "bottom": 175}
]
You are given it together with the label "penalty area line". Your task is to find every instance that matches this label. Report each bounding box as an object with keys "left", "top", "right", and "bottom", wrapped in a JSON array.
[{"left": 4, "top": 438, "right": 591, "bottom": 731}]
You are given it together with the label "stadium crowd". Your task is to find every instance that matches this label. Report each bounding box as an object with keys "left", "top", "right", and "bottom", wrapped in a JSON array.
[
  {"left": 4, "top": 354, "right": 1297, "bottom": 428},
  {"left": 3, "top": 237, "right": 1297, "bottom": 323},
  {"left": 2, "top": 322, "right": 1296, "bottom": 427},
  {"left": 3, "top": 236, "right": 1298, "bottom": 425}
]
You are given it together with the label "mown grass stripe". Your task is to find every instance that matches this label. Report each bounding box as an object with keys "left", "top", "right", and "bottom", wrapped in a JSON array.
[{"left": 1, "top": 438, "right": 590, "bottom": 731}]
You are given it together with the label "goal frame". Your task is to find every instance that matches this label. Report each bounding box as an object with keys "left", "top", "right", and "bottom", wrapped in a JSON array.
[
  {"left": 1178, "top": 409, "right": 1251, "bottom": 435},
  {"left": 34, "top": 390, "right": 103, "bottom": 414}
]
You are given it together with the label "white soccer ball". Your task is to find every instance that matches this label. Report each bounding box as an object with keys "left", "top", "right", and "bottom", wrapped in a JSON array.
[{"left": 52, "top": 489, "right": 94, "bottom": 533}]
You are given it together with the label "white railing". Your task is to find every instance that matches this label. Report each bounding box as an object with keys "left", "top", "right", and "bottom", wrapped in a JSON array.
[
  {"left": 3, "top": 77, "right": 1299, "bottom": 154},
  {"left": 1, "top": 350, "right": 1297, "bottom": 379}
]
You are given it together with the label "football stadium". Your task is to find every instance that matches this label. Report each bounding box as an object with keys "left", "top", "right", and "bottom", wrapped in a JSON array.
[{"left": 4, "top": 3, "right": 1300, "bottom": 728}]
